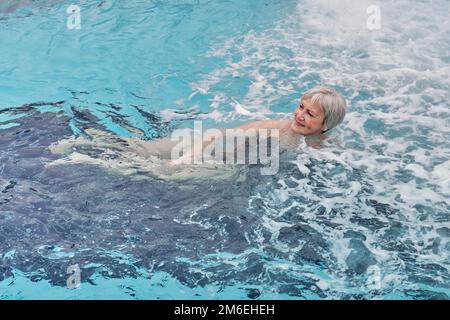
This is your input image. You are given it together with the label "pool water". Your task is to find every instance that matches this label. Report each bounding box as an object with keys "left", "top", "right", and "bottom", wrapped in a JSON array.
[{"left": 0, "top": 0, "right": 449, "bottom": 299}]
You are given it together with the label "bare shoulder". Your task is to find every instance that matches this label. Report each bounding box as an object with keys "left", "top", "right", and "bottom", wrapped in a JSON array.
[{"left": 237, "top": 119, "right": 289, "bottom": 130}]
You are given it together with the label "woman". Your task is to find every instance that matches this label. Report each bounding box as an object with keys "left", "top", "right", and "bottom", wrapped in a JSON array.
[
  {"left": 47, "top": 85, "right": 346, "bottom": 180},
  {"left": 168, "top": 85, "right": 347, "bottom": 167},
  {"left": 238, "top": 85, "right": 347, "bottom": 148}
]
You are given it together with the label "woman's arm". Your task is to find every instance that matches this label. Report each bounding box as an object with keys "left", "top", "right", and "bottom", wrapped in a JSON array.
[{"left": 237, "top": 119, "right": 285, "bottom": 130}]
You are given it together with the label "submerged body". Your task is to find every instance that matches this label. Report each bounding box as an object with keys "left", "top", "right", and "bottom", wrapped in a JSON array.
[
  {"left": 47, "top": 86, "right": 346, "bottom": 181},
  {"left": 47, "top": 121, "right": 300, "bottom": 182}
]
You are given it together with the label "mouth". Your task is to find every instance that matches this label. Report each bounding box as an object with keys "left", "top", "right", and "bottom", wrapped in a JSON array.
[{"left": 294, "top": 119, "right": 305, "bottom": 128}]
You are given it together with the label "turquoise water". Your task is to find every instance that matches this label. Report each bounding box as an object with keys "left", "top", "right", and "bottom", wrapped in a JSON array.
[{"left": 1, "top": 0, "right": 449, "bottom": 299}]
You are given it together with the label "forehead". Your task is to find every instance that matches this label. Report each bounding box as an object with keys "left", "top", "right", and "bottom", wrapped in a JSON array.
[{"left": 301, "top": 98, "right": 324, "bottom": 114}]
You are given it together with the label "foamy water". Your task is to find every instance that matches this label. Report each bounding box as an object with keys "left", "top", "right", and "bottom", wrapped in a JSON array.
[{"left": 171, "top": 0, "right": 450, "bottom": 298}]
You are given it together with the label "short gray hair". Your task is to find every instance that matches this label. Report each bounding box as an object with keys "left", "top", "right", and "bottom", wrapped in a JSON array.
[{"left": 301, "top": 85, "right": 347, "bottom": 131}]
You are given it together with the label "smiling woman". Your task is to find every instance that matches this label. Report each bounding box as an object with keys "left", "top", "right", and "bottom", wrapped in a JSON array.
[
  {"left": 237, "top": 85, "right": 347, "bottom": 148},
  {"left": 291, "top": 85, "right": 347, "bottom": 136},
  {"left": 45, "top": 85, "right": 346, "bottom": 182}
]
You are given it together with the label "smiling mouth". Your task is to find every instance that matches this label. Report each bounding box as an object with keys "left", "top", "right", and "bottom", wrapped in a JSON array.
[{"left": 295, "top": 120, "right": 305, "bottom": 127}]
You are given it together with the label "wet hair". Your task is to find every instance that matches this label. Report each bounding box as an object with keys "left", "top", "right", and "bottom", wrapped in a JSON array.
[{"left": 301, "top": 85, "right": 347, "bottom": 132}]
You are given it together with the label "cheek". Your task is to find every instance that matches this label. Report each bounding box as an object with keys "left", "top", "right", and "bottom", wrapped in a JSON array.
[
  {"left": 305, "top": 121, "right": 324, "bottom": 134},
  {"left": 305, "top": 117, "right": 321, "bottom": 129}
]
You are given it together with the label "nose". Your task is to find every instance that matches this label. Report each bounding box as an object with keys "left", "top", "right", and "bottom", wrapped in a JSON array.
[{"left": 296, "top": 108, "right": 305, "bottom": 120}]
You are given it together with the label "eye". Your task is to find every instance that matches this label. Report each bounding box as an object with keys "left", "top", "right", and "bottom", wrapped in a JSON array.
[{"left": 308, "top": 111, "right": 314, "bottom": 117}]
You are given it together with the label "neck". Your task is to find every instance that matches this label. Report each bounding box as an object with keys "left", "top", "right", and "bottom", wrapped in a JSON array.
[
  {"left": 279, "top": 121, "right": 301, "bottom": 149},
  {"left": 306, "top": 131, "right": 325, "bottom": 140},
  {"left": 305, "top": 131, "right": 325, "bottom": 148}
]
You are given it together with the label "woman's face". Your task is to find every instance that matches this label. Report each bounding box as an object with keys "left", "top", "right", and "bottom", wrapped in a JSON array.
[{"left": 290, "top": 98, "right": 326, "bottom": 136}]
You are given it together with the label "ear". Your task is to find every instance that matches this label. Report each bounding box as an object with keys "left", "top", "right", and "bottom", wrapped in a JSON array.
[{"left": 321, "top": 122, "right": 328, "bottom": 132}]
